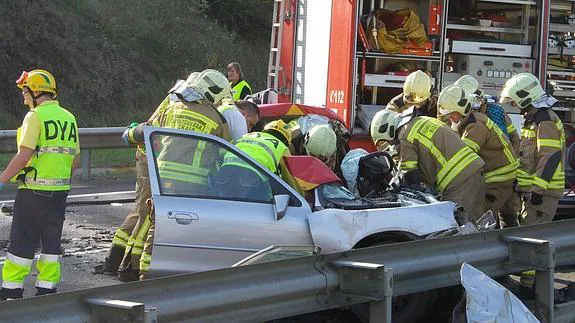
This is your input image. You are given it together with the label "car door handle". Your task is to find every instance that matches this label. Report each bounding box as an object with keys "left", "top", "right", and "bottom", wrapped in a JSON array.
[{"left": 167, "top": 211, "right": 199, "bottom": 225}]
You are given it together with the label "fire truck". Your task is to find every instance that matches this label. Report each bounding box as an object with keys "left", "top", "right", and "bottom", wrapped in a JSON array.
[{"left": 265, "top": 0, "right": 575, "bottom": 153}]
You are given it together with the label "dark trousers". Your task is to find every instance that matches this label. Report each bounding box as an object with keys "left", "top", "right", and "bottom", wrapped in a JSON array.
[{"left": 9, "top": 189, "right": 68, "bottom": 259}]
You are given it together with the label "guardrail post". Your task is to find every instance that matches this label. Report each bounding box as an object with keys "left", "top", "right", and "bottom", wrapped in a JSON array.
[
  {"left": 330, "top": 260, "right": 393, "bottom": 323},
  {"left": 85, "top": 297, "right": 157, "bottom": 323},
  {"left": 81, "top": 149, "right": 91, "bottom": 181},
  {"left": 504, "top": 236, "right": 556, "bottom": 323}
]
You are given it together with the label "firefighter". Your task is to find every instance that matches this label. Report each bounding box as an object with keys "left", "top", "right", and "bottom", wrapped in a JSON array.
[
  {"left": 0, "top": 70, "right": 80, "bottom": 300},
  {"left": 386, "top": 70, "right": 437, "bottom": 118},
  {"left": 96, "top": 95, "right": 171, "bottom": 276},
  {"left": 454, "top": 75, "right": 522, "bottom": 227},
  {"left": 214, "top": 120, "right": 294, "bottom": 200},
  {"left": 437, "top": 85, "right": 519, "bottom": 223},
  {"left": 303, "top": 124, "right": 338, "bottom": 170},
  {"left": 119, "top": 69, "right": 232, "bottom": 280},
  {"left": 217, "top": 99, "right": 261, "bottom": 141},
  {"left": 370, "top": 108, "right": 486, "bottom": 221},
  {"left": 227, "top": 62, "right": 252, "bottom": 100},
  {"left": 499, "top": 73, "right": 566, "bottom": 225}
]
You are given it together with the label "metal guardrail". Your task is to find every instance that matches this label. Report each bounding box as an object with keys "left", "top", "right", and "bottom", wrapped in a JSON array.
[
  {"left": 0, "top": 127, "right": 125, "bottom": 180},
  {"left": 0, "top": 220, "right": 574, "bottom": 322}
]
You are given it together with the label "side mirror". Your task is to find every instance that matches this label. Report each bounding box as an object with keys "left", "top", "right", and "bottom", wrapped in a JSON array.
[{"left": 273, "top": 194, "right": 290, "bottom": 221}]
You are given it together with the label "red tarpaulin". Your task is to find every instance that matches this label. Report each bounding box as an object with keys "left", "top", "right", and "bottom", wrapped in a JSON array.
[
  {"left": 259, "top": 103, "right": 345, "bottom": 125},
  {"left": 283, "top": 155, "right": 342, "bottom": 191}
]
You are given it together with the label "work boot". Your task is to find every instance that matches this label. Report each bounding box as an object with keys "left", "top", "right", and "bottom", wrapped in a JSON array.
[
  {"left": 35, "top": 287, "right": 57, "bottom": 296},
  {"left": 94, "top": 245, "right": 125, "bottom": 275},
  {"left": 0, "top": 287, "right": 24, "bottom": 301},
  {"left": 117, "top": 268, "right": 140, "bottom": 282}
]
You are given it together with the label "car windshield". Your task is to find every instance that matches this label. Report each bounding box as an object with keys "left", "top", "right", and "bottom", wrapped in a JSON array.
[{"left": 321, "top": 183, "right": 357, "bottom": 201}]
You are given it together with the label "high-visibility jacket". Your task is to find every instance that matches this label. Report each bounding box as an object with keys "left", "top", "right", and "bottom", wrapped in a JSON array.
[
  {"left": 223, "top": 132, "right": 288, "bottom": 175},
  {"left": 398, "top": 116, "right": 484, "bottom": 192},
  {"left": 16, "top": 101, "right": 79, "bottom": 191},
  {"left": 478, "top": 102, "right": 520, "bottom": 155},
  {"left": 231, "top": 79, "right": 252, "bottom": 101},
  {"left": 386, "top": 92, "right": 438, "bottom": 118},
  {"left": 459, "top": 112, "right": 518, "bottom": 184},
  {"left": 155, "top": 100, "right": 230, "bottom": 187},
  {"left": 517, "top": 108, "right": 565, "bottom": 198},
  {"left": 127, "top": 95, "right": 171, "bottom": 155}
]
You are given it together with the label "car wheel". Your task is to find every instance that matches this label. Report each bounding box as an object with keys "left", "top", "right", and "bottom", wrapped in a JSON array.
[{"left": 351, "top": 239, "right": 438, "bottom": 323}]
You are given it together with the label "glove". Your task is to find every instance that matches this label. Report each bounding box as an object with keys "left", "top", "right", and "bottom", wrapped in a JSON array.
[
  {"left": 121, "top": 128, "right": 131, "bottom": 146},
  {"left": 530, "top": 192, "right": 543, "bottom": 206}
]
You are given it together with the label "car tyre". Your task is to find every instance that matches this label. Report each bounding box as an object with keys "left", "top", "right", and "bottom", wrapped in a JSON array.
[{"left": 351, "top": 239, "right": 438, "bottom": 323}]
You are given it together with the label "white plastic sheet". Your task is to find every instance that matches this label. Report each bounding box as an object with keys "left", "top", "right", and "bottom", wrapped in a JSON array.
[{"left": 460, "top": 263, "right": 540, "bottom": 323}]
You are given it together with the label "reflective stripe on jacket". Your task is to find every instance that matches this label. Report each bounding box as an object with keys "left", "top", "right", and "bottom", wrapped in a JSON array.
[
  {"left": 18, "top": 102, "right": 79, "bottom": 191},
  {"left": 155, "top": 100, "right": 230, "bottom": 186},
  {"left": 460, "top": 112, "right": 518, "bottom": 184},
  {"left": 517, "top": 108, "right": 565, "bottom": 198},
  {"left": 399, "top": 116, "right": 484, "bottom": 192}
]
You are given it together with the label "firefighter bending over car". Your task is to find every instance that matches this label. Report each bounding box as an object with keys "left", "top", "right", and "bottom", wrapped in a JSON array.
[
  {"left": 437, "top": 84, "right": 519, "bottom": 225},
  {"left": 0, "top": 70, "right": 80, "bottom": 300},
  {"left": 371, "top": 106, "right": 486, "bottom": 221},
  {"left": 117, "top": 69, "right": 232, "bottom": 281},
  {"left": 454, "top": 75, "right": 522, "bottom": 228}
]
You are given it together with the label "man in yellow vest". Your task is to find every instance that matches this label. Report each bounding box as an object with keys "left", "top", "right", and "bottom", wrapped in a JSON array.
[
  {"left": 0, "top": 70, "right": 80, "bottom": 299},
  {"left": 371, "top": 107, "right": 486, "bottom": 221},
  {"left": 227, "top": 62, "right": 252, "bottom": 100}
]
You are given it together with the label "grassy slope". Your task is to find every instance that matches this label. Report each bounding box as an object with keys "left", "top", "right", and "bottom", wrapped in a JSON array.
[{"left": 0, "top": 0, "right": 271, "bottom": 130}]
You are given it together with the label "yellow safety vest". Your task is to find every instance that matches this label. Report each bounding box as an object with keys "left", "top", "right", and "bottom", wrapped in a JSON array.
[
  {"left": 223, "top": 132, "right": 287, "bottom": 175},
  {"left": 232, "top": 80, "right": 252, "bottom": 101},
  {"left": 17, "top": 102, "right": 79, "bottom": 191},
  {"left": 406, "top": 117, "right": 481, "bottom": 192}
]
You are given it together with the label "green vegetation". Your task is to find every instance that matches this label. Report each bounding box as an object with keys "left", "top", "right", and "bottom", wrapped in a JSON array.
[{"left": 0, "top": 0, "right": 272, "bottom": 129}]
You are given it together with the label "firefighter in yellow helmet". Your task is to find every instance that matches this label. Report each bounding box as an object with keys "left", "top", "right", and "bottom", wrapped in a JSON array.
[
  {"left": 500, "top": 73, "right": 565, "bottom": 225},
  {"left": 0, "top": 70, "right": 80, "bottom": 300},
  {"left": 304, "top": 124, "right": 338, "bottom": 170},
  {"left": 371, "top": 107, "right": 486, "bottom": 221},
  {"left": 454, "top": 75, "right": 522, "bottom": 228},
  {"left": 386, "top": 70, "right": 437, "bottom": 117},
  {"left": 214, "top": 119, "right": 302, "bottom": 199},
  {"left": 118, "top": 69, "right": 232, "bottom": 281},
  {"left": 437, "top": 85, "right": 519, "bottom": 224}
]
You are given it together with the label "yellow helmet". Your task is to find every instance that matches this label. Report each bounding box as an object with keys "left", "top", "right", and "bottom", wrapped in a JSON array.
[
  {"left": 437, "top": 85, "right": 473, "bottom": 117},
  {"left": 16, "top": 69, "right": 58, "bottom": 97},
  {"left": 263, "top": 119, "right": 292, "bottom": 146},
  {"left": 403, "top": 70, "right": 432, "bottom": 104},
  {"left": 454, "top": 75, "right": 482, "bottom": 96},
  {"left": 188, "top": 69, "right": 232, "bottom": 105},
  {"left": 499, "top": 73, "right": 545, "bottom": 109},
  {"left": 304, "top": 124, "right": 337, "bottom": 160}
]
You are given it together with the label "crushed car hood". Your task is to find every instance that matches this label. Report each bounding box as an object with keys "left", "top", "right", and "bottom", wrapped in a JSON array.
[{"left": 307, "top": 201, "right": 457, "bottom": 253}]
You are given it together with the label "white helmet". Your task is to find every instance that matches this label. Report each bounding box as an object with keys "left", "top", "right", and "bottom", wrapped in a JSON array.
[
  {"left": 403, "top": 70, "right": 432, "bottom": 104},
  {"left": 499, "top": 73, "right": 545, "bottom": 109},
  {"left": 189, "top": 69, "right": 233, "bottom": 105},
  {"left": 304, "top": 124, "right": 337, "bottom": 160},
  {"left": 437, "top": 85, "right": 473, "bottom": 117},
  {"left": 370, "top": 109, "right": 401, "bottom": 142},
  {"left": 454, "top": 75, "right": 482, "bottom": 96}
]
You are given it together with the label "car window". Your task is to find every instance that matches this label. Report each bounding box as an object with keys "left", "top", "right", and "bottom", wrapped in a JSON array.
[{"left": 150, "top": 131, "right": 298, "bottom": 205}]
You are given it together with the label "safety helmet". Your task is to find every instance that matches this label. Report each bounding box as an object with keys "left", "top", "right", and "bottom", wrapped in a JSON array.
[
  {"left": 454, "top": 75, "right": 482, "bottom": 96},
  {"left": 188, "top": 69, "right": 232, "bottom": 105},
  {"left": 304, "top": 124, "right": 337, "bottom": 160},
  {"left": 16, "top": 69, "right": 58, "bottom": 97},
  {"left": 263, "top": 119, "right": 292, "bottom": 146},
  {"left": 403, "top": 70, "right": 432, "bottom": 104},
  {"left": 370, "top": 109, "right": 401, "bottom": 142},
  {"left": 499, "top": 73, "right": 545, "bottom": 109},
  {"left": 437, "top": 85, "right": 473, "bottom": 117}
]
